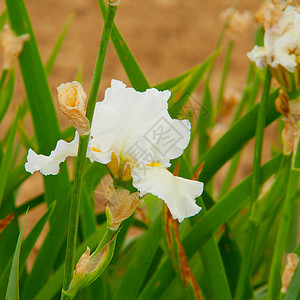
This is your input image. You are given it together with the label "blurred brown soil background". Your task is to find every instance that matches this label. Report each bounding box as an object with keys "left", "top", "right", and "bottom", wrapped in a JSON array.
[{"left": 1, "top": 0, "right": 280, "bottom": 268}]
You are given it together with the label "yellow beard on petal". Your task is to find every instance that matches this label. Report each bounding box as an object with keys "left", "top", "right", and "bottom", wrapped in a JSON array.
[
  {"left": 146, "top": 162, "right": 164, "bottom": 168},
  {"left": 92, "top": 147, "right": 101, "bottom": 153}
]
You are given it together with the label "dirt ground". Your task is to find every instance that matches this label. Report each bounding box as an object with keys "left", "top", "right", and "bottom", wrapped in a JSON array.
[{"left": 2, "top": 0, "right": 282, "bottom": 267}]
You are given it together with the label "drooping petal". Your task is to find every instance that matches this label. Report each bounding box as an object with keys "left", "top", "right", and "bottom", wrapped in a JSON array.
[
  {"left": 25, "top": 133, "right": 80, "bottom": 175},
  {"left": 131, "top": 165, "right": 203, "bottom": 222},
  {"left": 91, "top": 80, "right": 191, "bottom": 165}
]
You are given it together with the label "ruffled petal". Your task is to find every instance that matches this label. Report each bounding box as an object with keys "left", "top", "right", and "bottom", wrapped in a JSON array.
[
  {"left": 272, "top": 33, "right": 298, "bottom": 72},
  {"left": 91, "top": 80, "right": 192, "bottom": 166},
  {"left": 150, "top": 118, "right": 191, "bottom": 165},
  {"left": 25, "top": 133, "right": 80, "bottom": 175},
  {"left": 131, "top": 165, "right": 203, "bottom": 222}
]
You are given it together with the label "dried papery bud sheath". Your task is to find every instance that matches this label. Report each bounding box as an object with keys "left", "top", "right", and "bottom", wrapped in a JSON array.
[
  {"left": 281, "top": 253, "right": 299, "bottom": 293},
  {"left": 0, "top": 24, "right": 30, "bottom": 70},
  {"left": 105, "top": 182, "right": 140, "bottom": 230},
  {"left": 57, "top": 81, "right": 90, "bottom": 135},
  {"left": 275, "top": 94, "right": 300, "bottom": 155},
  {"left": 275, "top": 90, "right": 290, "bottom": 117}
]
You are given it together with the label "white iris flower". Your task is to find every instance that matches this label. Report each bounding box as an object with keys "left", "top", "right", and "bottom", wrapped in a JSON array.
[
  {"left": 247, "top": 5, "right": 300, "bottom": 73},
  {"left": 25, "top": 80, "right": 203, "bottom": 222}
]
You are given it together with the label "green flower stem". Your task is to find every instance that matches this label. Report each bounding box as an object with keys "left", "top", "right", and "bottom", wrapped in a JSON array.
[
  {"left": 0, "top": 69, "right": 8, "bottom": 90},
  {"left": 85, "top": 4, "right": 118, "bottom": 123},
  {"left": 267, "top": 158, "right": 299, "bottom": 299},
  {"left": 234, "top": 68, "right": 272, "bottom": 300},
  {"left": 61, "top": 135, "right": 89, "bottom": 300},
  {"left": 61, "top": 3, "right": 118, "bottom": 299}
]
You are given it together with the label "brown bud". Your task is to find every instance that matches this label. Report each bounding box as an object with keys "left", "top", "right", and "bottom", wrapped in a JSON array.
[
  {"left": 281, "top": 253, "right": 299, "bottom": 293},
  {"left": 105, "top": 182, "right": 140, "bottom": 230},
  {"left": 0, "top": 24, "right": 30, "bottom": 70},
  {"left": 57, "top": 81, "right": 90, "bottom": 135},
  {"left": 275, "top": 90, "right": 290, "bottom": 116}
]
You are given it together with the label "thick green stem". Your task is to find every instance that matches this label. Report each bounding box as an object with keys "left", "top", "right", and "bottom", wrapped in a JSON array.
[
  {"left": 61, "top": 135, "right": 89, "bottom": 300},
  {"left": 267, "top": 157, "right": 299, "bottom": 299},
  {"left": 61, "top": 4, "right": 118, "bottom": 300},
  {"left": 85, "top": 5, "right": 117, "bottom": 123},
  {"left": 234, "top": 69, "right": 272, "bottom": 300}
]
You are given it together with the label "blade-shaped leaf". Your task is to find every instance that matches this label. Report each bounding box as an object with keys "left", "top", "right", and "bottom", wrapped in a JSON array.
[
  {"left": 0, "top": 202, "right": 55, "bottom": 299},
  {"left": 97, "top": 0, "right": 150, "bottom": 91},
  {"left": 0, "top": 108, "right": 19, "bottom": 209},
  {"left": 113, "top": 216, "right": 163, "bottom": 300},
  {"left": 0, "top": 69, "right": 15, "bottom": 122},
  {"left": 45, "top": 13, "right": 74, "bottom": 75},
  {"left": 196, "top": 90, "right": 280, "bottom": 183},
  {"left": 5, "top": 210, "right": 28, "bottom": 300}
]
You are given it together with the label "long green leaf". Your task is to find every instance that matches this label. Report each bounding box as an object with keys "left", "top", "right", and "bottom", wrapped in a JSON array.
[
  {"left": 196, "top": 90, "right": 280, "bottom": 183},
  {"left": 0, "top": 108, "right": 19, "bottom": 209},
  {"left": 6, "top": 0, "right": 61, "bottom": 154},
  {"left": 6, "top": 0, "right": 73, "bottom": 296},
  {"left": 45, "top": 13, "right": 74, "bottom": 75},
  {"left": 113, "top": 216, "right": 163, "bottom": 300},
  {"left": 0, "top": 69, "right": 15, "bottom": 122},
  {"left": 0, "top": 202, "right": 55, "bottom": 299},
  {"left": 196, "top": 199, "right": 232, "bottom": 300},
  {"left": 97, "top": 0, "right": 149, "bottom": 91},
  {"left": 5, "top": 210, "right": 27, "bottom": 300}
]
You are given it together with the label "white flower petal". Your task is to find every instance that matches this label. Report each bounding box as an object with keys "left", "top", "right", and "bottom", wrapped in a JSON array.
[
  {"left": 150, "top": 118, "right": 191, "bottom": 164},
  {"left": 247, "top": 46, "right": 268, "bottom": 69},
  {"left": 25, "top": 133, "right": 80, "bottom": 175},
  {"left": 131, "top": 165, "right": 203, "bottom": 222},
  {"left": 87, "top": 145, "right": 112, "bottom": 164},
  {"left": 91, "top": 79, "right": 192, "bottom": 167},
  {"left": 91, "top": 80, "right": 171, "bottom": 159},
  {"left": 273, "top": 33, "right": 298, "bottom": 72}
]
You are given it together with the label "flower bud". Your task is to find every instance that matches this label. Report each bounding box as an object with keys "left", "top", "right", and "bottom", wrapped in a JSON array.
[
  {"left": 0, "top": 24, "right": 30, "bottom": 70},
  {"left": 281, "top": 253, "right": 299, "bottom": 293},
  {"left": 108, "top": 0, "right": 120, "bottom": 6},
  {"left": 57, "top": 81, "right": 90, "bottom": 135},
  {"left": 105, "top": 182, "right": 140, "bottom": 230},
  {"left": 63, "top": 234, "right": 118, "bottom": 298}
]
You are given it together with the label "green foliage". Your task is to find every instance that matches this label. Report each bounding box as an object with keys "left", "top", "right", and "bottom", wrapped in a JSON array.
[{"left": 5, "top": 210, "right": 28, "bottom": 300}]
